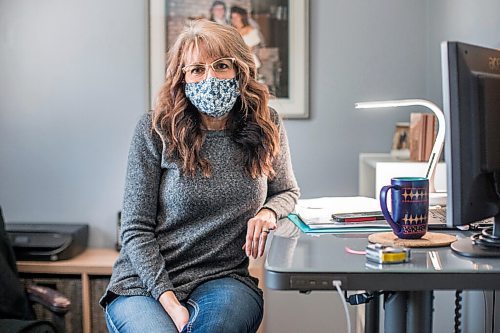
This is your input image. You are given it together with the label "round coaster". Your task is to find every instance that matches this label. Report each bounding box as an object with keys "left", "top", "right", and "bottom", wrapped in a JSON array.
[{"left": 368, "top": 232, "right": 457, "bottom": 248}]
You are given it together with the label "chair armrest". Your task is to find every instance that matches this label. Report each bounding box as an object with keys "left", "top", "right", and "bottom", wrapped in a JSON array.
[{"left": 26, "top": 284, "right": 71, "bottom": 315}]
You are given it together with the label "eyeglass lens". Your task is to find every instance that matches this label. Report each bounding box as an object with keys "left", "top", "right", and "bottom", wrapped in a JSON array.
[{"left": 184, "top": 58, "right": 234, "bottom": 82}]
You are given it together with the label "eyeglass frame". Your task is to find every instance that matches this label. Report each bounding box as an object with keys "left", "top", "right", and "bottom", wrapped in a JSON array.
[{"left": 181, "top": 57, "right": 237, "bottom": 82}]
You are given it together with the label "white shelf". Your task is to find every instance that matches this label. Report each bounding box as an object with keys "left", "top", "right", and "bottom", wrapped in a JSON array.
[{"left": 359, "top": 153, "right": 446, "bottom": 199}]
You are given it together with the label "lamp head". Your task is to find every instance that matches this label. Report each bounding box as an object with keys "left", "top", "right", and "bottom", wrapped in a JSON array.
[{"left": 355, "top": 101, "right": 403, "bottom": 109}]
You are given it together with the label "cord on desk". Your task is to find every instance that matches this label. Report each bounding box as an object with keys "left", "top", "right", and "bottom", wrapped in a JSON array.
[
  {"left": 344, "top": 246, "right": 366, "bottom": 255},
  {"left": 332, "top": 280, "right": 352, "bottom": 333}
]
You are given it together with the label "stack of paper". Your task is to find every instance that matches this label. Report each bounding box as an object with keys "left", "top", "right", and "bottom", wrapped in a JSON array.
[{"left": 291, "top": 196, "right": 390, "bottom": 232}]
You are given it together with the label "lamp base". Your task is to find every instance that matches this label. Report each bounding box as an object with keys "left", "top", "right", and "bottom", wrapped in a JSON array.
[{"left": 429, "top": 192, "right": 447, "bottom": 206}]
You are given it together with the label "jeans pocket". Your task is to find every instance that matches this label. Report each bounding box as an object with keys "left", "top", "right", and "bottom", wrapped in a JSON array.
[
  {"left": 105, "top": 294, "right": 121, "bottom": 309},
  {"left": 183, "top": 299, "right": 200, "bottom": 333},
  {"left": 105, "top": 307, "right": 121, "bottom": 333},
  {"left": 104, "top": 295, "right": 122, "bottom": 333}
]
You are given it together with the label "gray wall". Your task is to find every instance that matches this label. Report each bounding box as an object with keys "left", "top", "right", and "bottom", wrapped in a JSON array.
[
  {"left": 0, "top": 0, "right": 429, "bottom": 247},
  {"left": 1, "top": 0, "right": 499, "bottom": 244},
  {"left": 288, "top": 0, "right": 427, "bottom": 199},
  {"left": 425, "top": 0, "right": 500, "bottom": 107},
  {"left": 0, "top": 0, "right": 148, "bottom": 247}
]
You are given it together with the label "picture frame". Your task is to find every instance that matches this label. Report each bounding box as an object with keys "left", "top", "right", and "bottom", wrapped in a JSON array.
[
  {"left": 391, "top": 122, "right": 410, "bottom": 159},
  {"left": 148, "top": 0, "right": 309, "bottom": 118}
]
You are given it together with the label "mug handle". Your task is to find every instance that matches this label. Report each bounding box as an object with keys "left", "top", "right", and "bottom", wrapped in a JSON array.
[{"left": 380, "top": 185, "right": 401, "bottom": 234}]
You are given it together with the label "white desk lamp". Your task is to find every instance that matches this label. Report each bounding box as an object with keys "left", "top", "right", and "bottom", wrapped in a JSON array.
[{"left": 355, "top": 99, "right": 446, "bottom": 206}]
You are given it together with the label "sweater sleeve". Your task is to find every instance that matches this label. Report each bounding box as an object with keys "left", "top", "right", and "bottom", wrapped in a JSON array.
[
  {"left": 120, "top": 113, "right": 173, "bottom": 300},
  {"left": 262, "top": 114, "right": 300, "bottom": 219}
]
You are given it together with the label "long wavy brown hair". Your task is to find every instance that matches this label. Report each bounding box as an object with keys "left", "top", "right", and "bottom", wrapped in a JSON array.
[{"left": 153, "top": 19, "right": 280, "bottom": 179}]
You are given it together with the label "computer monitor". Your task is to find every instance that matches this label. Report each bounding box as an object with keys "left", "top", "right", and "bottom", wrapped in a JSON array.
[{"left": 442, "top": 41, "right": 500, "bottom": 257}]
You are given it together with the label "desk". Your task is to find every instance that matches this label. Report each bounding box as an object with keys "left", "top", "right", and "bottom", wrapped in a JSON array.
[{"left": 265, "top": 219, "right": 500, "bottom": 333}]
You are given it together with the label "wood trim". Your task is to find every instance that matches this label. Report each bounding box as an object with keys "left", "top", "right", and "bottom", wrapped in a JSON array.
[{"left": 81, "top": 272, "right": 91, "bottom": 333}]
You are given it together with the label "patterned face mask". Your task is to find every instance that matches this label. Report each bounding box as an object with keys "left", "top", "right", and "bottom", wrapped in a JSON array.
[{"left": 184, "top": 77, "right": 240, "bottom": 118}]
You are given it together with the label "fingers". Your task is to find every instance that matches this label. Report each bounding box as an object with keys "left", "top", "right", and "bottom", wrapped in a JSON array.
[
  {"left": 251, "top": 223, "right": 262, "bottom": 258},
  {"left": 245, "top": 219, "right": 255, "bottom": 257},
  {"left": 245, "top": 217, "right": 274, "bottom": 259},
  {"left": 258, "top": 229, "right": 270, "bottom": 257},
  {"left": 174, "top": 306, "right": 190, "bottom": 332},
  {"left": 176, "top": 318, "right": 189, "bottom": 332}
]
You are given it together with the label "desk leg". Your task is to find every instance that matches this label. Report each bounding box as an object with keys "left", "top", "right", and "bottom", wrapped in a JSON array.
[
  {"left": 364, "top": 291, "right": 380, "bottom": 333},
  {"left": 384, "top": 292, "right": 407, "bottom": 333},
  {"left": 407, "top": 291, "right": 433, "bottom": 333}
]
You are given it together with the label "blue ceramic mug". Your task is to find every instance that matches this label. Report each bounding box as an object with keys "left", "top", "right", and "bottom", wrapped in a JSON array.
[{"left": 379, "top": 177, "right": 429, "bottom": 239}]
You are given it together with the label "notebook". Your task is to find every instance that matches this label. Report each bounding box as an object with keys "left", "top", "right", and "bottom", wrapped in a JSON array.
[
  {"left": 293, "top": 197, "right": 390, "bottom": 231},
  {"left": 292, "top": 197, "right": 450, "bottom": 232},
  {"left": 287, "top": 213, "right": 391, "bottom": 234}
]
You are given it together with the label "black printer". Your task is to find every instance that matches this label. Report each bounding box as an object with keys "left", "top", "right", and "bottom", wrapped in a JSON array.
[{"left": 6, "top": 223, "right": 88, "bottom": 261}]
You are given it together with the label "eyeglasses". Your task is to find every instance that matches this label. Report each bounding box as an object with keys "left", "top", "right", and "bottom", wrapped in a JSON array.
[{"left": 182, "top": 57, "right": 236, "bottom": 83}]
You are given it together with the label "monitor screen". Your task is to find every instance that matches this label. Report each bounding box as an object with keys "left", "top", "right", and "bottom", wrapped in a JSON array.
[{"left": 441, "top": 41, "right": 500, "bottom": 257}]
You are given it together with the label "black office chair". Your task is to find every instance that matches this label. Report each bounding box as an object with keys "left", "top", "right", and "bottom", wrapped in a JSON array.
[{"left": 0, "top": 206, "right": 71, "bottom": 333}]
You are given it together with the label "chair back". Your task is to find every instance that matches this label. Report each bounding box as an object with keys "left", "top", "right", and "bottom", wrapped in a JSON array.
[{"left": 0, "top": 207, "right": 33, "bottom": 320}]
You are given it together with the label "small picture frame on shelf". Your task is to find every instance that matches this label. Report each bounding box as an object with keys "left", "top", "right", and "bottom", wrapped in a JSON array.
[{"left": 391, "top": 122, "right": 410, "bottom": 159}]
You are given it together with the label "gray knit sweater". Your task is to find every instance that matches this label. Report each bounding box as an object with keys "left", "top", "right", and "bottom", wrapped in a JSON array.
[{"left": 101, "top": 110, "right": 299, "bottom": 306}]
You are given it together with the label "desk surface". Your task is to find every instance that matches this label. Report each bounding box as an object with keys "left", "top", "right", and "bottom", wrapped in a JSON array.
[
  {"left": 16, "top": 248, "right": 119, "bottom": 275},
  {"left": 17, "top": 247, "right": 264, "bottom": 277},
  {"left": 265, "top": 219, "right": 500, "bottom": 291}
]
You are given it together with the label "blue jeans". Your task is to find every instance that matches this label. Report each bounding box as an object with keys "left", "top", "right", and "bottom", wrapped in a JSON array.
[{"left": 105, "top": 277, "right": 263, "bottom": 333}]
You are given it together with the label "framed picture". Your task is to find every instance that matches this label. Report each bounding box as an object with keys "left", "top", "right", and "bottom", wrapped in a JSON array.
[
  {"left": 149, "top": 0, "right": 309, "bottom": 118},
  {"left": 391, "top": 122, "right": 410, "bottom": 159}
]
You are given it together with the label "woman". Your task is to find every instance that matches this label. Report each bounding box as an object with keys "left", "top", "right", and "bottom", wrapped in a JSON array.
[
  {"left": 209, "top": 1, "right": 228, "bottom": 25},
  {"left": 230, "top": 6, "right": 262, "bottom": 69},
  {"left": 101, "top": 19, "right": 299, "bottom": 333}
]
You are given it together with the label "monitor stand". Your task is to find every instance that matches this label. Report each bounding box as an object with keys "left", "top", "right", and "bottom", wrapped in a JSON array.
[{"left": 451, "top": 213, "right": 500, "bottom": 258}]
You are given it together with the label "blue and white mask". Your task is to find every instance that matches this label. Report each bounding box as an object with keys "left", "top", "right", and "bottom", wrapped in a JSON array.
[{"left": 185, "top": 77, "right": 240, "bottom": 118}]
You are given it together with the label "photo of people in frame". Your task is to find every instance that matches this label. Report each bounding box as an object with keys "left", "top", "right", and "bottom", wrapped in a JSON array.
[
  {"left": 391, "top": 122, "right": 411, "bottom": 158},
  {"left": 165, "top": 0, "right": 290, "bottom": 98}
]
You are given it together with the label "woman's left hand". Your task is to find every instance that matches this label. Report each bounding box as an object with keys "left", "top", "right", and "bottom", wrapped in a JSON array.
[{"left": 243, "top": 208, "right": 277, "bottom": 259}]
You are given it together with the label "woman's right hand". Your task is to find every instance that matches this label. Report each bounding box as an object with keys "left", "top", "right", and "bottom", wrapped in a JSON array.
[{"left": 159, "top": 291, "right": 190, "bottom": 332}]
